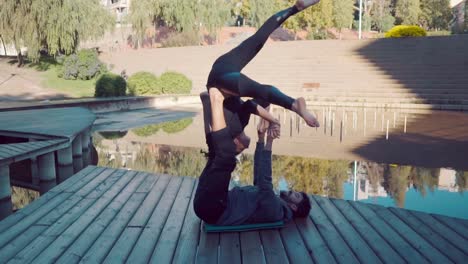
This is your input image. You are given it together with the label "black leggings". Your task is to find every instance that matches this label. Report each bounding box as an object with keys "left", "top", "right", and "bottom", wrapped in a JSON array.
[{"left": 206, "top": 6, "right": 299, "bottom": 110}]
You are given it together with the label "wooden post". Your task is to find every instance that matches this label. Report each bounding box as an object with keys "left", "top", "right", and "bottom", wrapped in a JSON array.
[
  {"left": 72, "top": 135, "right": 83, "bottom": 173},
  {"left": 38, "top": 152, "right": 57, "bottom": 194},
  {"left": 0, "top": 165, "right": 12, "bottom": 219},
  {"left": 57, "top": 145, "right": 74, "bottom": 183},
  {"left": 82, "top": 129, "right": 91, "bottom": 167},
  {"left": 386, "top": 120, "right": 390, "bottom": 140},
  {"left": 404, "top": 115, "right": 407, "bottom": 133}
]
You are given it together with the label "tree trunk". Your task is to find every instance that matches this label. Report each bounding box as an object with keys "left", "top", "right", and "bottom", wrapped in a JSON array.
[
  {"left": 17, "top": 51, "right": 24, "bottom": 67},
  {"left": 0, "top": 34, "right": 7, "bottom": 56}
]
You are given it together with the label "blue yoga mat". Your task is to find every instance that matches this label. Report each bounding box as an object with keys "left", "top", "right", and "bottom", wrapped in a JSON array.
[{"left": 204, "top": 221, "right": 284, "bottom": 233}]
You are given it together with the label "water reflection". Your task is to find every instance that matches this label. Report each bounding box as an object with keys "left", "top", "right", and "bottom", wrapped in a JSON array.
[{"left": 95, "top": 138, "right": 468, "bottom": 219}]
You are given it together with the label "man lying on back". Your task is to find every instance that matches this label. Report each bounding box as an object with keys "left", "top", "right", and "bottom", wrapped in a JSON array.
[{"left": 193, "top": 88, "right": 311, "bottom": 225}]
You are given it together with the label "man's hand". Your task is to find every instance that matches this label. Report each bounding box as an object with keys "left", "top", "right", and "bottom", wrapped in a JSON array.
[{"left": 268, "top": 122, "right": 281, "bottom": 139}]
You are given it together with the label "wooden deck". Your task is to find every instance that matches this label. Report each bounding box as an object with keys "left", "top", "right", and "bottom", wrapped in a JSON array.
[
  {"left": 0, "top": 139, "right": 69, "bottom": 166},
  {"left": 0, "top": 107, "right": 96, "bottom": 139},
  {"left": 0, "top": 166, "right": 467, "bottom": 263}
]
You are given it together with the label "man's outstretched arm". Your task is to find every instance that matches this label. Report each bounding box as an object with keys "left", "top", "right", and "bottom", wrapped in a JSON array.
[{"left": 255, "top": 121, "right": 274, "bottom": 190}]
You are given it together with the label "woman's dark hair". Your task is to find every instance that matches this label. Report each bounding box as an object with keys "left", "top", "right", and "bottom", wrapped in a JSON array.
[{"left": 292, "top": 192, "right": 312, "bottom": 218}]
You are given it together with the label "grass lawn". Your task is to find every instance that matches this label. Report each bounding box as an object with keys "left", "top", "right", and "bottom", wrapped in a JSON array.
[
  {"left": 41, "top": 66, "right": 96, "bottom": 98},
  {"left": 28, "top": 57, "right": 96, "bottom": 98}
]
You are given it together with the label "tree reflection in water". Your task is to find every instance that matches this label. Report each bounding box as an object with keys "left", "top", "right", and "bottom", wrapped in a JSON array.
[{"left": 97, "top": 140, "right": 468, "bottom": 208}]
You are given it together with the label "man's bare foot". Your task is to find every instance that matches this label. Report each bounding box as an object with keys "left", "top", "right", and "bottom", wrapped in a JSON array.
[
  {"left": 296, "top": 0, "right": 320, "bottom": 11},
  {"left": 292, "top": 97, "right": 320, "bottom": 127}
]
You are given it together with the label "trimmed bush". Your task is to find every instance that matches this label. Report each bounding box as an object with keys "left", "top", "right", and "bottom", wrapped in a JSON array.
[
  {"left": 385, "top": 25, "right": 427, "bottom": 38},
  {"left": 58, "top": 49, "right": 106, "bottom": 80},
  {"left": 95, "top": 73, "right": 127, "bottom": 97},
  {"left": 127, "top": 71, "right": 161, "bottom": 95},
  {"left": 159, "top": 71, "right": 192, "bottom": 94}
]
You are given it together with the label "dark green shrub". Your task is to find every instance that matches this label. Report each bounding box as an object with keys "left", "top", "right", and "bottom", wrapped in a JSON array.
[
  {"left": 159, "top": 71, "right": 192, "bottom": 94},
  {"left": 58, "top": 49, "right": 106, "bottom": 80},
  {"left": 98, "top": 131, "right": 128, "bottom": 140},
  {"left": 385, "top": 25, "right": 427, "bottom": 38},
  {"left": 161, "top": 31, "right": 200, "bottom": 48},
  {"left": 95, "top": 73, "right": 127, "bottom": 97},
  {"left": 127, "top": 71, "right": 161, "bottom": 95}
]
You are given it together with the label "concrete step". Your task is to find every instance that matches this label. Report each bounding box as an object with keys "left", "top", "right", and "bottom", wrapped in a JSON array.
[{"left": 303, "top": 92, "right": 468, "bottom": 100}]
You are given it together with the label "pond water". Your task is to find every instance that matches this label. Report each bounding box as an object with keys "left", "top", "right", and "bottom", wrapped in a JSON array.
[{"left": 93, "top": 106, "right": 468, "bottom": 219}]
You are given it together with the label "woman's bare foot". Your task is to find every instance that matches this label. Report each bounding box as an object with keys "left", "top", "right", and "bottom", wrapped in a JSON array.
[
  {"left": 296, "top": 0, "right": 321, "bottom": 11},
  {"left": 292, "top": 97, "right": 320, "bottom": 127}
]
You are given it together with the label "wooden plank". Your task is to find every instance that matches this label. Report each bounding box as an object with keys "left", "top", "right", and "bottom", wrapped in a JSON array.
[
  {"left": 350, "top": 202, "right": 428, "bottom": 263},
  {"left": 35, "top": 195, "right": 83, "bottom": 226},
  {"left": 56, "top": 172, "right": 148, "bottom": 263},
  {"left": 240, "top": 231, "right": 265, "bottom": 264},
  {"left": 126, "top": 176, "right": 183, "bottom": 263},
  {"left": 409, "top": 210, "right": 468, "bottom": 255},
  {"left": 79, "top": 193, "right": 147, "bottom": 264},
  {"left": 72, "top": 168, "right": 120, "bottom": 195},
  {"left": 314, "top": 196, "right": 382, "bottom": 264},
  {"left": 368, "top": 204, "right": 451, "bottom": 263},
  {"left": 101, "top": 175, "right": 171, "bottom": 263},
  {"left": 150, "top": 177, "right": 195, "bottom": 263},
  {"left": 9, "top": 169, "right": 130, "bottom": 263},
  {"left": 32, "top": 170, "right": 139, "bottom": 263},
  {"left": 309, "top": 196, "right": 359, "bottom": 264},
  {"left": 332, "top": 199, "right": 404, "bottom": 264},
  {"left": 172, "top": 181, "right": 202, "bottom": 264},
  {"left": 0, "top": 225, "right": 47, "bottom": 262},
  {"left": 196, "top": 229, "right": 219, "bottom": 264},
  {"left": 389, "top": 207, "right": 466, "bottom": 263},
  {"left": 0, "top": 166, "right": 98, "bottom": 233},
  {"left": 48, "top": 166, "right": 101, "bottom": 193},
  {"left": 431, "top": 214, "right": 468, "bottom": 240},
  {"left": 135, "top": 174, "right": 157, "bottom": 193},
  {"left": 0, "top": 147, "right": 23, "bottom": 157},
  {"left": 102, "top": 227, "right": 142, "bottom": 264},
  {"left": 295, "top": 216, "right": 336, "bottom": 263},
  {"left": 259, "top": 230, "right": 289, "bottom": 264},
  {"left": 0, "top": 192, "right": 71, "bottom": 249},
  {"left": 0, "top": 145, "right": 24, "bottom": 155},
  {"left": 218, "top": 232, "right": 241, "bottom": 264},
  {"left": 279, "top": 221, "right": 314, "bottom": 263},
  {"left": 128, "top": 174, "right": 171, "bottom": 227}
]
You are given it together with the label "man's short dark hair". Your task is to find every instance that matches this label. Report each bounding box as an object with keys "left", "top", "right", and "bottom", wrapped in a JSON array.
[{"left": 293, "top": 192, "right": 311, "bottom": 218}]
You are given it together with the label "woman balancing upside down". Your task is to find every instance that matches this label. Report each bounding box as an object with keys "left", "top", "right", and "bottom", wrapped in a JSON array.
[{"left": 206, "top": 0, "right": 321, "bottom": 128}]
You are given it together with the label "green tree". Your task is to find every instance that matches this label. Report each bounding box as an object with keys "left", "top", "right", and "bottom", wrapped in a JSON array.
[
  {"left": 250, "top": 0, "right": 279, "bottom": 28},
  {"left": 0, "top": 0, "right": 114, "bottom": 63},
  {"left": 395, "top": 0, "right": 421, "bottom": 25},
  {"left": 419, "top": 0, "right": 452, "bottom": 30},
  {"left": 301, "top": 0, "right": 334, "bottom": 30},
  {"left": 332, "top": 0, "right": 355, "bottom": 38},
  {"left": 371, "top": 0, "right": 396, "bottom": 32},
  {"left": 129, "top": 0, "right": 230, "bottom": 45}
]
